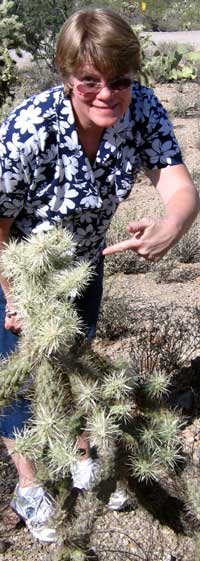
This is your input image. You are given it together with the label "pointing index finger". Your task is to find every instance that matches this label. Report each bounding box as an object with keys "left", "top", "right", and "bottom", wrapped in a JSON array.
[{"left": 102, "top": 237, "right": 141, "bottom": 256}]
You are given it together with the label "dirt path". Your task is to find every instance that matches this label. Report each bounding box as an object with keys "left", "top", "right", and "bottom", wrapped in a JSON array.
[{"left": 146, "top": 30, "right": 200, "bottom": 50}]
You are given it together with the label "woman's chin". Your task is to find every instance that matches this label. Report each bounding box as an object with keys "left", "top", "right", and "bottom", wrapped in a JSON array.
[{"left": 90, "top": 107, "right": 122, "bottom": 127}]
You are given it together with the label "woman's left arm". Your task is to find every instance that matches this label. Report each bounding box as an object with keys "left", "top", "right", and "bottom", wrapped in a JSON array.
[{"left": 103, "top": 163, "right": 200, "bottom": 261}]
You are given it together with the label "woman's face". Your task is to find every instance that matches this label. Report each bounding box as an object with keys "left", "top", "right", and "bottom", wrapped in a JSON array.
[{"left": 69, "top": 63, "right": 133, "bottom": 131}]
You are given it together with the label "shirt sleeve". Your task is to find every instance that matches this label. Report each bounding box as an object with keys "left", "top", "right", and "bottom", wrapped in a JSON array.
[
  {"left": 0, "top": 117, "right": 30, "bottom": 218},
  {"left": 137, "top": 86, "right": 183, "bottom": 170}
]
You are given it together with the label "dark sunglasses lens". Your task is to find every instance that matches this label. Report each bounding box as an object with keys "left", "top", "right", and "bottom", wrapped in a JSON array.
[
  {"left": 77, "top": 83, "right": 99, "bottom": 94},
  {"left": 111, "top": 78, "right": 132, "bottom": 91},
  {"left": 76, "top": 77, "right": 132, "bottom": 95}
]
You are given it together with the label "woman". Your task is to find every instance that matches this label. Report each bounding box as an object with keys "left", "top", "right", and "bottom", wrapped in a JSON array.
[{"left": 0, "top": 8, "right": 199, "bottom": 542}]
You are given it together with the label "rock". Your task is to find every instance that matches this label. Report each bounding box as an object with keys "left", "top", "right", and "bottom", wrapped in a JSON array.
[
  {"left": 163, "top": 553, "right": 178, "bottom": 561},
  {"left": 0, "top": 541, "right": 11, "bottom": 554}
]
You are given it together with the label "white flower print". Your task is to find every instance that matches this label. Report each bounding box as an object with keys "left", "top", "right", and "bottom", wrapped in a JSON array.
[
  {"left": 0, "top": 83, "right": 182, "bottom": 265},
  {"left": 37, "top": 126, "right": 49, "bottom": 152},
  {"left": 62, "top": 154, "right": 79, "bottom": 181},
  {"left": 54, "top": 157, "right": 65, "bottom": 183},
  {"left": 0, "top": 139, "right": 7, "bottom": 157},
  {"left": 145, "top": 139, "right": 176, "bottom": 165},
  {"left": 1, "top": 165, "right": 25, "bottom": 193},
  {"left": 80, "top": 193, "right": 102, "bottom": 209},
  {"left": 134, "top": 95, "right": 151, "bottom": 123},
  {"left": 60, "top": 103, "right": 75, "bottom": 125},
  {"left": 32, "top": 165, "right": 47, "bottom": 186},
  {"left": 81, "top": 164, "right": 95, "bottom": 182},
  {"left": 40, "top": 145, "right": 58, "bottom": 165},
  {"left": 49, "top": 184, "right": 78, "bottom": 214},
  {"left": 104, "top": 128, "right": 123, "bottom": 152},
  {"left": 60, "top": 129, "right": 79, "bottom": 149},
  {"left": 75, "top": 224, "right": 102, "bottom": 248},
  {"left": 34, "top": 91, "right": 52, "bottom": 105},
  {"left": 35, "top": 204, "right": 49, "bottom": 218},
  {"left": 32, "top": 221, "right": 54, "bottom": 234},
  {"left": 121, "top": 146, "right": 137, "bottom": 172},
  {"left": 158, "top": 116, "right": 174, "bottom": 136},
  {"left": 6, "top": 133, "right": 23, "bottom": 159},
  {"left": 14, "top": 104, "right": 43, "bottom": 135},
  {"left": 0, "top": 196, "right": 23, "bottom": 215},
  {"left": 59, "top": 118, "right": 72, "bottom": 135}
]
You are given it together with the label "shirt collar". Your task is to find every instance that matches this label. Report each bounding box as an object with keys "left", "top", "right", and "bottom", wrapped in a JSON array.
[{"left": 56, "top": 89, "right": 133, "bottom": 160}]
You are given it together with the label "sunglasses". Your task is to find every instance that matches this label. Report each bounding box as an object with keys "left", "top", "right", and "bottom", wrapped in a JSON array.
[{"left": 75, "top": 76, "right": 133, "bottom": 96}]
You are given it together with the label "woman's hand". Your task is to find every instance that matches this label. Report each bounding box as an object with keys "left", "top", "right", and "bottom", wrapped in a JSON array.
[
  {"left": 5, "top": 308, "right": 22, "bottom": 335},
  {"left": 102, "top": 216, "right": 181, "bottom": 261},
  {"left": 103, "top": 165, "right": 200, "bottom": 262}
]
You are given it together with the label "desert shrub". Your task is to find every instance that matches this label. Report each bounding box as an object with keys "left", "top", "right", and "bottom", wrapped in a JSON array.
[
  {"left": 11, "top": 0, "right": 71, "bottom": 68},
  {"left": 130, "top": 305, "right": 200, "bottom": 373},
  {"left": 0, "top": 62, "right": 57, "bottom": 124},
  {"left": 0, "top": 48, "right": 16, "bottom": 108},
  {"left": 133, "top": 0, "right": 200, "bottom": 31},
  {"left": 137, "top": 0, "right": 175, "bottom": 31},
  {"left": 97, "top": 293, "right": 135, "bottom": 340},
  {"left": 171, "top": 223, "right": 200, "bottom": 264},
  {"left": 177, "top": 1, "right": 200, "bottom": 30},
  {"left": 144, "top": 43, "right": 197, "bottom": 84},
  {"left": 155, "top": 262, "right": 200, "bottom": 285},
  {"left": 0, "top": 1, "right": 25, "bottom": 107},
  {"left": 186, "top": 52, "right": 200, "bottom": 84},
  {"left": 170, "top": 94, "right": 198, "bottom": 118}
]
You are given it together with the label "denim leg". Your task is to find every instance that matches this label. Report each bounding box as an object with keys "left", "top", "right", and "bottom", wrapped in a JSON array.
[
  {"left": 0, "top": 286, "right": 32, "bottom": 438},
  {"left": 74, "top": 257, "right": 104, "bottom": 340}
]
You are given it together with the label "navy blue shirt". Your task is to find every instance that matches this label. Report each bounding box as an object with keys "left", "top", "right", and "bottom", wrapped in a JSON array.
[{"left": 0, "top": 82, "right": 182, "bottom": 264}]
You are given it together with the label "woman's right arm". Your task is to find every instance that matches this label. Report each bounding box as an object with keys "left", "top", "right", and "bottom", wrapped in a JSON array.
[{"left": 0, "top": 218, "right": 22, "bottom": 333}]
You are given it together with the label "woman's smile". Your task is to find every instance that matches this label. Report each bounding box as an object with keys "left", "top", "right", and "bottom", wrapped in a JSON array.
[{"left": 70, "top": 64, "right": 133, "bottom": 131}]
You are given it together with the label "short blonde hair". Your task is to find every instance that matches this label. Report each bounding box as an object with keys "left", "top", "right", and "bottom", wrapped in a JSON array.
[{"left": 56, "top": 8, "right": 141, "bottom": 92}]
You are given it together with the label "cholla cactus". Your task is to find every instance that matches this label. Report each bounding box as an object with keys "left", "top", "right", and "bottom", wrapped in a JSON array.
[{"left": 0, "top": 227, "right": 189, "bottom": 559}]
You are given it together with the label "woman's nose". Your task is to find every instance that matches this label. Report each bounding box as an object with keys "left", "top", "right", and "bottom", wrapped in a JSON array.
[{"left": 97, "top": 85, "right": 114, "bottom": 99}]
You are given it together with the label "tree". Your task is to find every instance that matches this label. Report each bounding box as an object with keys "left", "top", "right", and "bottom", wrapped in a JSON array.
[
  {"left": 0, "top": 1, "right": 25, "bottom": 108},
  {"left": 11, "top": 0, "right": 93, "bottom": 68}
]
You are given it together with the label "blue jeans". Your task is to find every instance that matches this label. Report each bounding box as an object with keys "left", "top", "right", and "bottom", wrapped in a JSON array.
[{"left": 0, "top": 258, "right": 104, "bottom": 438}]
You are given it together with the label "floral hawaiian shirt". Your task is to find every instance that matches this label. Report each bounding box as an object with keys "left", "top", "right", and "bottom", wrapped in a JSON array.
[{"left": 0, "top": 82, "right": 182, "bottom": 264}]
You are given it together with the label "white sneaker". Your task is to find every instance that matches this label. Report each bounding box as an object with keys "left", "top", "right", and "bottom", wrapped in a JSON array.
[
  {"left": 10, "top": 484, "right": 58, "bottom": 543},
  {"left": 72, "top": 459, "right": 130, "bottom": 510},
  {"left": 71, "top": 457, "right": 99, "bottom": 490},
  {"left": 107, "top": 483, "right": 131, "bottom": 511}
]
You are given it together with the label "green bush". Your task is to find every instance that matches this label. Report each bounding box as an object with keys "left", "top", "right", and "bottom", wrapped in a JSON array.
[
  {"left": 133, "top": 0, "right": 200, "bottom": 31},
  {"left": 142, "top": 42, "right": 197, "bottom": 84},
  {"left": 11, "top": 0, "right": 72, "bottom": 68},
  {"left": 0, "top": 1, "right": 25, "bottom": 107}
]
